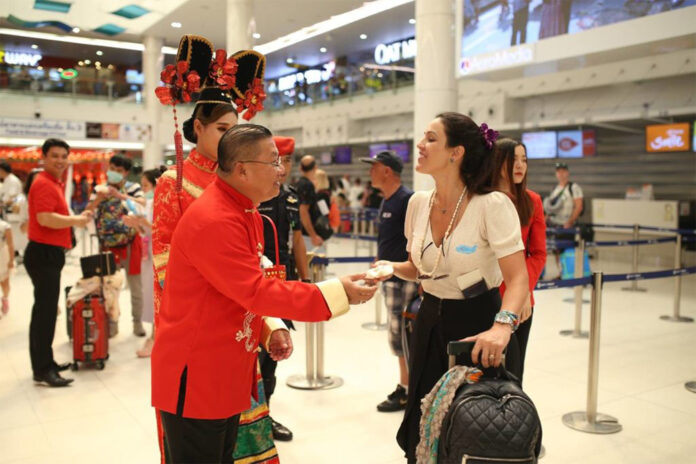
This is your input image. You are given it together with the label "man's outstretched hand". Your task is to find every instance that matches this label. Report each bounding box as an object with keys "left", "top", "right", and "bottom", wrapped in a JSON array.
[{"left": 268, "top": 329, "right": 293, "bottom": 361}]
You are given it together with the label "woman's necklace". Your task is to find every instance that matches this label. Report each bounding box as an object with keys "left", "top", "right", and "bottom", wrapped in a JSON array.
[{"left": 418, "top": 188, "right": 466, "bottom": 279}]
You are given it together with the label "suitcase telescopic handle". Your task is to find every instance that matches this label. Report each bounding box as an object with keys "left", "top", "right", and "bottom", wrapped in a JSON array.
[{"left": 447, "top": 341, "right": 506, "bottom": 369}]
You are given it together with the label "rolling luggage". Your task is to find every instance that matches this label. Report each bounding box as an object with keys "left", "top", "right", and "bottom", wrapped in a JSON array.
[
  {"left": 419, "top": 341, "right": 542, "bottom": 464},
  {"left": 71, "top": 293, "right": 109, "bottom": 370}
]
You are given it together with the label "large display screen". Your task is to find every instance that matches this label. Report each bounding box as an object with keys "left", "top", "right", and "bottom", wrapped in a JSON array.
[
  {"left": 368, "top": 143, "right": 389, "bottom": 158},
  {"left": 645, "top": 123, "right": 691, "bottom": 152},
  {"left": 558, "top": 130, "right": 596, "bottom": 158},
  {"left": 389, "top": 142, "right": 410, "bottom": 162},
  {"left": 334, "top": 146, "right": 352, "bottom": 164},
  {"left": 522, "top": 131, "right": 557, "bottom": 158},
  {"left": 460, "top": 0, "right": 696, "bottom": 73}
]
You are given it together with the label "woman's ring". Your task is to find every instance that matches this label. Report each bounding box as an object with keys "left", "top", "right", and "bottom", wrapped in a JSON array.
[{"left": 488, "top": 354, "right": 495, "bottom": 360}]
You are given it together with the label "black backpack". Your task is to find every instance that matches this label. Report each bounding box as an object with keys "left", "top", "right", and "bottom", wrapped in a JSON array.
[{"left": 436, "top": 342, "right": 542, "bottom": 464}]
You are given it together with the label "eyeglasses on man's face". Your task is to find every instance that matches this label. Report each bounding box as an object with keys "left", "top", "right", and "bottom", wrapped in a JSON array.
[{"left": 237, "top": 158, "right": 283, "bottom": 168}]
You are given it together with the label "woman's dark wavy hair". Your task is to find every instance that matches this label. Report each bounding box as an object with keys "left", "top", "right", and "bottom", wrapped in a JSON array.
[
  {"left": 435, "top": 112, "right": 495, "bottom": 196},
  {"left": 182, "top": 103, "right": 238, "bottom": 144},
  {"left": 142, "top": 165, "right": 168, "bottom": 188},
  {"left": 493, "top": 138, "right": 534, "bottom": 226}
]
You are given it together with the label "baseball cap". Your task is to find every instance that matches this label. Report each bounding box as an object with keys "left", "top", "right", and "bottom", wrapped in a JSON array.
[
  {"left": 359, "top": 150, "right": 403, "bottom": 173},
  {"left": 555, "top": 162, "right": 569, "bottom": 170}
]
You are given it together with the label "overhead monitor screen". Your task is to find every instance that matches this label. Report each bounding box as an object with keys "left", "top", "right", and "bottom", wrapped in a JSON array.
[
  {"left": 389, "top": 142, "right": 410, "bottom": 163},
  {"left": 558, "top": 130, "right": 596, "bottom": 158},
  {"left": 368, "top": 143, "right": 389, "bottom": 158},
  {"left": 645, "top": 123, "right": 691, "bottom": 152},
  {"left": 460, "top": 0, "right": 696, "bottom": 73},
  {"left": 522, "top": 131, "right": 557, "bottom": 158},
  {"left": 334, "top": 146, "right": 352, "bottom": 164}
]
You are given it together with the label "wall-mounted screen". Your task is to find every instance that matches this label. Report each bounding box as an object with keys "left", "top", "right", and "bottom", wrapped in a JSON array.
[
  {"left": 319, "top": 152, "right": 332, "bottom": 165},
  {"left": 334, "top": 146, "right": 352, "bottom": 164},
  {"left": 558, "top": 130, "right": 596, "bottom": 158},
  {"left": 646, "top": 123, "right": 690, "bottom": 152},
  {"left": 460, "top": 0, "right": 696, "bottom": 74},
  {"left": 389, "top": 142, "right": 410, "bottom": 163},
  {"left": 522, "top": 131, "right": 557, "bottom": 158},
  {"left": 368, "top": 143, "right": 389, "bottom": 158}
]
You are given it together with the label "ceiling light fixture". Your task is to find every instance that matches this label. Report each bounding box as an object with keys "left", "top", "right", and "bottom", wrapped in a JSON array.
[
  {"left": 37, "top": 66, "right": 43, "bottom": 70},
  {"left": 255, "top": 0, "right": 413, "bottom": 55},
  {"left": 0, "top": 28, "right": 177, "bottom": 55},
  {"left": 409, "top": 18, "right": 416, "bottom": 24},
  {"left": 31, "top": 44, "right": 38, "bottom": 49},
  {"left": 57, "top": 67, "right": 63, "bottom": 72},
  {"left": 171, "top": 22, "right": 182, "bottom": 28},
  {"left": 252, "top": 33, "right": 261, "bottom": 39},
  {"left": 360, "top": 34, "right": 367, "bottom": 40},
  {"left": 96, "top": 50, "right": 103, "bottom": 56},
  {"left": 286, "top": 57, "right": 294, "bottom": 64},
  {"left": 95, "top": 61, "right": 101, "bottom": 66},
  {"left": 78, "top": 61, "right": 84, "bottom": 66},
  {"left": 84, "top": 59, "right": 91, "bottom": 64},
  {"left": 72, "top": 27, "right": 80, "bottom": 33},
  {"left": 320, "top": 47, "right": 327, "bottom": 53}
]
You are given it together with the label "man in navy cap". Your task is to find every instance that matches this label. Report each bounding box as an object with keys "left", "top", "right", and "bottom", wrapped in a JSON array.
[{"left": 360, "top": 151, "right": 417, "bottom": 412}]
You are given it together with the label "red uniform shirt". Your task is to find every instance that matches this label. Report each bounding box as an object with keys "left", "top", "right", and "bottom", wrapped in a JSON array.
[
  {"left": 151, "top": 178, "right": 348, "bottom": 420},
  {"left": 500, "top": 189, "right": 547, "bottom": 306},
  {"left": 28, "top": 171, "right": 71, "bottom": 248}
]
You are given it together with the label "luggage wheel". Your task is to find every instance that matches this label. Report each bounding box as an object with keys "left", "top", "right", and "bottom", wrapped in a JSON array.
[
  {"left": 95, "top": 360, "right": 105, "bottom": 370},
  {"left": 70, "top": 362, "right": 79, "bottom": 371}
]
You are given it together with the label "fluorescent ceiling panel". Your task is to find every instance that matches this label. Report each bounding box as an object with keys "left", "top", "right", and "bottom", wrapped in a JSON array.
[
  {"left": 0, "top": 28, "right": 177, "bottom": 54},
  {"left": 111, "top": 5, "right": 150, "bottom": 19},
  {"left": 255, "top": 0, "right": 414, "bottom": 55},
  {"left": 33, "top": 0, "right": 72, "bottom": 13}
]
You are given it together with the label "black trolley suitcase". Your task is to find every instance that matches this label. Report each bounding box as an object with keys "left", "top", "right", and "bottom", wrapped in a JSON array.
[{"left": 431, "top": 341, "right": 542, "bottom": 464}]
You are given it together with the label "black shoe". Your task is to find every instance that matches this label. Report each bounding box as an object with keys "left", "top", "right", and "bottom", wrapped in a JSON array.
[
  {"left": 54, "top": 362, "right": 72, "bottom": 372},
  {"left": 33, "top": 370, "right": 74, "bottom": 387},
  {"left": 271, "top": 418, "right": 293, "bottom": 441},
  {"left": 377, "top": 384, "right": 408, "bottom": 412}
]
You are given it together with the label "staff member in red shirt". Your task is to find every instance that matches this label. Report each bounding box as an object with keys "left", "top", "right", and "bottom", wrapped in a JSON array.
[
  {"left": 493, "top": 138, "right": 546, "bottom": 382},
  {"left": 152, "top": 124, "right": 377, "bottom": 463},
  {"left": 25, "top": 138, "right": 92, "bottom": 387}
]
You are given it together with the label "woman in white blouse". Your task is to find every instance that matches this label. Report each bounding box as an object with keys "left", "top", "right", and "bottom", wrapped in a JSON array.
[{"left": 374, "top": 112, "right": 529, "bottom": 461}]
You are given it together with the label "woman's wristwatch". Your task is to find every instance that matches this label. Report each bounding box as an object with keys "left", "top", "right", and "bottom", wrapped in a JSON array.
[{"left": 494, "top": 310, "right": 520, "bottom": 332}]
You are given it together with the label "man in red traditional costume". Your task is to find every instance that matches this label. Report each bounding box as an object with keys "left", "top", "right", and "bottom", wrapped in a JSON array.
[
  {"left": 152, "top": 34, "right": 284, "bottom": 463},
  {"left": 152, "top": 124, "right": 377, "bottom": 462}
]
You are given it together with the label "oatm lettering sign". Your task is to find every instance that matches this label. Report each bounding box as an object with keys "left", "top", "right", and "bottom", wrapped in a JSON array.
[
  {"left": 0, "top": 48, "right": 43, "bottom": 66},
  {"left": 374, "top": 39, "right": 416, "bottom": 65},
  {"left": 646, "top": 123, "right": 690, "bottom": 152}
]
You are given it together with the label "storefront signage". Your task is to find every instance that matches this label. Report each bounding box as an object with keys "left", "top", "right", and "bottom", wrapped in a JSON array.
[
  {"left": 0, "top": 49, "right": 42, "bottom": 67},
  {"left": 277, "top": 61, "right": 336, "bottom": 92},
  {"left": 0, "top": 117, "right": 85, "bottom": 139},
  {"left": 460, "top": 45, "right": 533, "bottom": 75},
  {"left": 60, "top": 68, "right": 78, "bottom": 80},
  {"left": 645, "top": 123, "right": 690, "bottom": 152},
  {"left": 374, "top": 38, "right": 416, "bottom": 65}
]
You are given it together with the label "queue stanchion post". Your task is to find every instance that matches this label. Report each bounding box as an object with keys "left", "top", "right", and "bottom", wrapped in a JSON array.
[
  {"left": 563, "top": 271, "right": 622, "bottom": 434},
  {"left": 287, "top": 258, "right": 343, "bottom": 390},
  {"left": 622, "top": 224, "right": 646, "bottom": 292},
  {"left": 562, "top": 230, "right": 589, "bottom": 305},
  {"left": 660, "top": 234, "right": 693, "bottom": 323},
  {"left": 352, "top": 211, "right": 359, "bottom": 257},
  {"left": 560, "top": 233, "right": 589, "bottom": 338},
  {"left": 362, "top": 286, "right": 387, "bottom": 331}
]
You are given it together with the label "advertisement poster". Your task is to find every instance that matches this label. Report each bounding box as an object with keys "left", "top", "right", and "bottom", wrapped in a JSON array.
[
  {"left": 522, "top": 131, "right": 557, "bottom": 158},
  {"left": 558, "top": 130, "right": 596, "bottom": 157},
  {"left": 646, "top": 123, "right": 690, "bottom": 152}
]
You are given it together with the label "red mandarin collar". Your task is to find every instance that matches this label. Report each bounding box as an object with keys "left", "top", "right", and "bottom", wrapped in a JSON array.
[
  {"left": 189, "top": 148, "right": 218, "bottom": 173},
  {"left": 40, "top": 170, "right": 65, "bottom": 188},
  {"left": 214, "top": 177, "right": 255, "bottom": 212}
]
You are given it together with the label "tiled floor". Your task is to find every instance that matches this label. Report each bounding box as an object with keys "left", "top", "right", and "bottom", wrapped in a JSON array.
[{"left": 0, "top": 237, "right": 695, "bottom": 464}]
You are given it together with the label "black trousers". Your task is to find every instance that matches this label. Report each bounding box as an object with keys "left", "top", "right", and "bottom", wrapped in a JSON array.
[
  {"left": 160, "top": 410, "right": 241, "bottom": 464},
  {"left": 514, "top": 310, "right": 533, "bottom": 384},
  {"left": 24, "top": 241, "right": 65, "bottom": 376},
  {"left": 397, "top": 290, "right": 522, "bottom": 462},
  {"left": 511, "top": 8, "right": 529, "bottom": 45},
  {"left": 258, "top": 347, "right": 277, "bottom": 403}
]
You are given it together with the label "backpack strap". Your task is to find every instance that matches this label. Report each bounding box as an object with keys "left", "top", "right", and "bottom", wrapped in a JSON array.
[{"left": 260, "top": 214, "right": 280, "bottom": 265}]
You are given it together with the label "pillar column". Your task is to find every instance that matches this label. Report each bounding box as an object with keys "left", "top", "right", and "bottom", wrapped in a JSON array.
[
  {"left": 412, "top": 0, "right": 457, "bottom": 191},
  {"left": 142, "top": 35, "right": 164, "bottom": 169},
  {"left": 226, "top": 0, "right": 253, "bottom": 52}
]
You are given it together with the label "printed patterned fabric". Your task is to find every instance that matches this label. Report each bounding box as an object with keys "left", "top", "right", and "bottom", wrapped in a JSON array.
[
  {"left": 95, "top": 195, "right": 136, "bottom": 248},
  {"left": 233, "top": 369, "right": 279, "bottom": 464}
]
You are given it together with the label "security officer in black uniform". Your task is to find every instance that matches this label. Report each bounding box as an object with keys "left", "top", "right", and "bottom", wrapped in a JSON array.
[{"left": 258, "top": 136, "right": 310, "bottom": 442}]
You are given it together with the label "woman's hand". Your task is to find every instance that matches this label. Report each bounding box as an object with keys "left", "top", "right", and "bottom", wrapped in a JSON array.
[
  {"left": 520, "top": 295, "right": 532, "bottom": 323},
  {"left": 462, "top": 324, "right": 512, "bottom": 368},
  {"left": 364, "top": 260, "right": 394, "bottom": 284}
]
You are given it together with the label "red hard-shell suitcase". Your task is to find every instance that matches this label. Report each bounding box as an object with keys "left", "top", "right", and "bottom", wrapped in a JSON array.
[{"left": 71, "top": 293, "right": 109, "bottom": 370}]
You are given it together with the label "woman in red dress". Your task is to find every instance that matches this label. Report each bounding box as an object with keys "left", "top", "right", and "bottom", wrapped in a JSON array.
[{"left": 493, "top": 138, "right": 546, "bottom": 382}]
